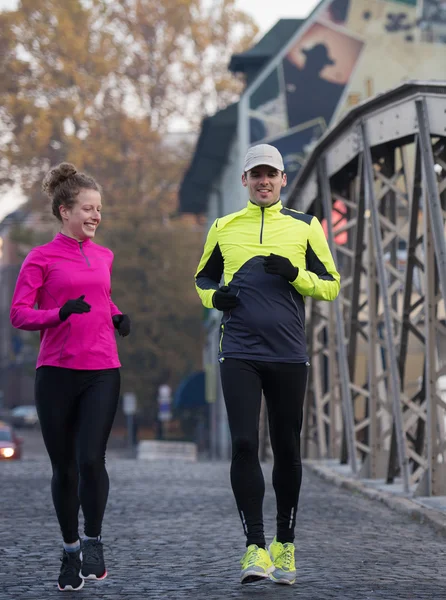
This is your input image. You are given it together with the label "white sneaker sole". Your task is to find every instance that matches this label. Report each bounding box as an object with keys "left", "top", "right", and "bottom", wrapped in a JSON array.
[
  {"left": 269, "top": 573, "right": 296, "bottom": 585},
  {"left": 80, "top": 570, "right": 107, "bottom": 581},
  {"left": 57, "top": 579, "right": 85, "bottom": 591}
]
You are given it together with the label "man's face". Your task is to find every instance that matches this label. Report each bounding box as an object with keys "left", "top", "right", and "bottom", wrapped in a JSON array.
[{"left": 242, "top": 165, "right": 287, "bottom": 207}]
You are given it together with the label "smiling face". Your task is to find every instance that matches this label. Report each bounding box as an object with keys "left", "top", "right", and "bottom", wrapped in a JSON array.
[
  {"left": 59, "top": 188, "right": 102, "bottom": 241},
  {"left": 242, "top": 164, "right": 287, "bottom": 207}
]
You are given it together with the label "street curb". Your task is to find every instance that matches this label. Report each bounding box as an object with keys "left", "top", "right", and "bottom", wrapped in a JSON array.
[{"left": 303, "top": 461, "right": 446, "bottom": 537}]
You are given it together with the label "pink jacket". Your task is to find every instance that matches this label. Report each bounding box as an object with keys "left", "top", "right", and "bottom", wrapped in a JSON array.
[{"left": 10, "top": 233, "right": 122, "bottom": 370}]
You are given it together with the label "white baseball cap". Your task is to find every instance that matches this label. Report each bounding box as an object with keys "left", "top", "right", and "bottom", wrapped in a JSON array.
[{"left": 244, "top": 144, "right": 284, "bottom": 172}]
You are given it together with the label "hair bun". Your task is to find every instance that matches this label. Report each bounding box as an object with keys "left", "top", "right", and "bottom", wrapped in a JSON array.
[
  {"left": 42, "top": 162, "right": 77, "bottom": 197},
  {"left": 58, "top": 163, "right": 77, "bottom": 179}
]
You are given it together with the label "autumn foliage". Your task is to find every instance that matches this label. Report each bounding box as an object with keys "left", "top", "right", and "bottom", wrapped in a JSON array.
[{"left": 0, "top": 0, "right": 258, "bottom": 419}]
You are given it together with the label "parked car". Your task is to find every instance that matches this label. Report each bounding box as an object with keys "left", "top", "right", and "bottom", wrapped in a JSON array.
[
  {"left": 0, "top": 421, "right": 23, "bottom": 460},
  {"left": 10, "top": 405, "right": 39, "bottom": 429}
]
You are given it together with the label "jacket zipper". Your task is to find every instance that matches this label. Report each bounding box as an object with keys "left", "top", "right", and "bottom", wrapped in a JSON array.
[
  {"left": 260, "top": 207, "right": 265, "bottom": 244},
  {"left": 79, "top": 242, "right": 90, "bottom": 267}
]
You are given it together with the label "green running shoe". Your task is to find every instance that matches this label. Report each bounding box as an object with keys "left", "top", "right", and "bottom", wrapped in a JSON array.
[
  {"left": 240, "top": 544, "right": 274, "bottom": 584},
  {"left": 268, "top": 537, "right": 296, "bottom": 585}
]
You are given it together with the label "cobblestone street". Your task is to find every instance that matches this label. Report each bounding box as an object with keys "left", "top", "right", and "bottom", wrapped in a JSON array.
[{"left": 1, "top": 454, "right": 445, "bottom": 599}]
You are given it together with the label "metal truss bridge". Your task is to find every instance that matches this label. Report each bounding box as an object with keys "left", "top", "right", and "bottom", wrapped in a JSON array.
[{"left": 287, "top": 80, "right": 446, "bottom": 497}]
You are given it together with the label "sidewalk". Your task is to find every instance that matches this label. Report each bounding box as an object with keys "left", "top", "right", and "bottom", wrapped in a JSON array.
[
  {"left": 1, "top": 457, "right": 445, "bottom": 599},
  {"left": 305, "top": 459, "right": 446, "bottom": 538}
]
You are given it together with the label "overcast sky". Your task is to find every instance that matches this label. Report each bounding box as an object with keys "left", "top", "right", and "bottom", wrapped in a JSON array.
[
  {"left": 238, "top": 0, "right": 319, "bottom": 33},
  {"left": 0, "top": 0, "right": 320, "bottom": 34}
]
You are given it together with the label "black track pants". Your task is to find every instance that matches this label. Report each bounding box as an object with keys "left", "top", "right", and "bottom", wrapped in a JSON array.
[
  {"left": 220, "top": 358, "right": 308, "bottom": 547},
  {"left": 35, "top": 366, "right": 120, "bottom": 543}
]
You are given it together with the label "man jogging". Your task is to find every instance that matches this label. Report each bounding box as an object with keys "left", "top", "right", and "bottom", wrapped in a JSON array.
[
  {"left": 10, "top": 162, "right": 130, "bottom": 591},
  {"left": 194, "top": 144, "right": 340, "bottom": 585}
]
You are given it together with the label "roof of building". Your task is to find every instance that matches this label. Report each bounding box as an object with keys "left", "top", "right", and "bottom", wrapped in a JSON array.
[
  {"left": 0, "top": 209, "right": 28, "bottom": 234},
  {"left": 178, "top": 103, "right": 238, "bottom": 214},
  {"left": 228, "top": 19, "right": 303, "bottom": 75}
]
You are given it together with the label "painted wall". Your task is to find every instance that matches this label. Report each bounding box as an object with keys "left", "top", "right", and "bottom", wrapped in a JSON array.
[{"left": 243, "top": 0, "right": 446, "bottom": 196}]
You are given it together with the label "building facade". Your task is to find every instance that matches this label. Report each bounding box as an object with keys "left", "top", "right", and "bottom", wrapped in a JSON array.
[{"left": 180, "top": 0, "right": 446, "bottom": 460}]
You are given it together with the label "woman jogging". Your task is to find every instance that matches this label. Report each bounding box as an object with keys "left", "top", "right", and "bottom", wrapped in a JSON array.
[{"left": 10, "top": 162, "right": 131, "bottom": 592}]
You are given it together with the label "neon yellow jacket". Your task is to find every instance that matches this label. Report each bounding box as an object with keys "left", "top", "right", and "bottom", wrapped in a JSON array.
[{"left": 195, "top": 200, "right": 340, "bottom": 362}]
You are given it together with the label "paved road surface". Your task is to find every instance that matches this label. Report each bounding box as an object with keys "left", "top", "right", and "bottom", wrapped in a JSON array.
[{"left": 1, "top": 451, "right": 445, "bottom": 599}]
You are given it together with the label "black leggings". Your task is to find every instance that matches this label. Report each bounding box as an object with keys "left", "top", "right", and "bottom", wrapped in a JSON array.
[
  {"left": 35, "top": 366, "right": 120, "bottom": 543},
  {"left": 220, "top": 358, "right": 308, "bottom": 547}
]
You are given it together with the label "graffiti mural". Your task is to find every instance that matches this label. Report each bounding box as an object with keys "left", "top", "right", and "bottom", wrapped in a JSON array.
[
  {"left": 282, "top": 22, "right": 364, "bottom": 130},
  {"left": 244, "top": 0, "right": 446, "bottom": 197}
]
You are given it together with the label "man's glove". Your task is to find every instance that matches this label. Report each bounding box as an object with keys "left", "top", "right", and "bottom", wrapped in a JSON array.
[
  {"left": 263, "top": 254, "right": 299, "bottom": 281},
  {"left": 212, "top": 286, "right": 239, "bottom": 311},
  {"left": 112, "top": 314, "right": 131, "bottom": 337},
  {"left": 59, "top": 295, "right": 91, "bottom": 321}
]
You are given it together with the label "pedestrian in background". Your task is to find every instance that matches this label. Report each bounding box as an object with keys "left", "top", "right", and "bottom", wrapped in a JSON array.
[
  {"left": 195, "top": 144, "right": 340, "bottom": 585},
  {"left": 10, "top": 162, "right": 130, "bottom": 591}
]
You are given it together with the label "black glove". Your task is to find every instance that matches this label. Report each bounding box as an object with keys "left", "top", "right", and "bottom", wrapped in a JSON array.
[
  {"left": 212, "top": 286, "right": 239, "bottom": 311},
  {"left": 59, "top": 295, "right": 91, "bottom": 321},
  {"left": 112, "top": 314, "right": 131, "bottom": 337},
  {"left": 263, "top": 254, "right": 299, "bottom": 281}
]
